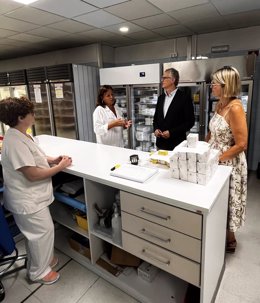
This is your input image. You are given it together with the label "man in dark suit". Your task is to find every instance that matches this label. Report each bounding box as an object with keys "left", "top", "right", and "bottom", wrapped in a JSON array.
[{"left": 153, "top": 68, "right": 195, "bottom": 150}]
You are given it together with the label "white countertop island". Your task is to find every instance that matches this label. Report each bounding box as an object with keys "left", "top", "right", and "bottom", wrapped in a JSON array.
[{"left": 37, "top": 134, "right": 231, "bottom": 213}]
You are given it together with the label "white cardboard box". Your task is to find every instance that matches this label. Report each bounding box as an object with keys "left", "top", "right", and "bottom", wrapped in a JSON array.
[{"left": 138, "top": 262, "right": 160, "bottom": 282}]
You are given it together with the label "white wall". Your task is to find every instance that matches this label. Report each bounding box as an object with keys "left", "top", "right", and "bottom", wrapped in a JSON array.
[
  {"left": 0, "top": 44, "right": 100, "bottom": 71},
  {"left": 114, "top": 37, "right": 188, "bottom": 65},
  {"left": 114, "top": 26, "right": 260, "bottom": 65},
  {"left": 197, "top": 26, "right": 260, "bottom": 55}
]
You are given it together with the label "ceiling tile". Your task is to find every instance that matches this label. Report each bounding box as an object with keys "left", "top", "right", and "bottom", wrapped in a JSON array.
[
  {"left": 47, "top": 20, "right": 94, "bottom": 33},
  {"left": 105, "top": 0, "right": 161, "bottom": 20},
  {"left": 80, "top": 28, "right": 116, "bottom": 39},
  {"left": 0, "top": 15, "right": 40, "bottom": 32},
  {"left": 128, "top": 30, "right": 163, "bottom": 41},
  {"left": 30, "top": 0, "right": 97, "bottom": 18},
  {"left": 0, "top": 0, "right": 23, "bottom": 15},
  {"left": 73, "top": 10, "right": 124, "bottom": 28},
  {"left": 0, "top": 44, "right": 16, "bottom": 51},
  {"left": 36, "top": 38, "right": 88, "bottom": 50},
  {"left": 53, "top": 34, "right": 94, "bottom": 44},
  {"left": 82, "top": 0, "right": 129, "bottom": 9},
  {"left": 104, "top": 22, "right": 144, "bottom": 35},
  {"left": 0, "top": 28, "right": 18, "bottom": 38},
  {"left": 80, "top": 29, "right": 135, "bottom": 46},
  {"left": 211, "top": 0, "right": 260, "bottom": 15},
  {"left": 133, "top": 13, "right": 178, "bottom": 29},
  {"left": 153, "top": 24, "right": 193, "bottom": 38},
  {"left": 147, "top": 0, "right": 209, "bottom": 13},
  {"left": 5, "top": 6, "right": 64, "bottom": 25},
  {"left": 27, "top": 27, "right": 69, "bottom": 38},
  {"left": 168, "top": 4, "right": 220, "bottom": 23},
  {"left": 7, "top": 33, "right": 50, "bottom": 43},
  {"left": 0, "top": 38, "right": 30, "bottom": 47},
  {"left": 185, "top": 17, "right": 230, "bottom": 34},
  {"left": 101, "top": 35, "right": 135, "bottom": 47},
  {"left": 223, "top": 10, "right": 260, "bottom": 28}
]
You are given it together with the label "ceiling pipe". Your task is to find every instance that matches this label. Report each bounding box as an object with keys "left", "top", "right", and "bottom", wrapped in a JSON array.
[
  {"left": 96, "top": 43, "right": 103, "bottom": 68},
  {"left": 186, "top": 36, "right": 192, "bottom": 60}
]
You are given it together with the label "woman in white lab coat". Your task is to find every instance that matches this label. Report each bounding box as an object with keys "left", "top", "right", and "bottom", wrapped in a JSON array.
[
  {"left": 0, "top": 97, "right": 72, "bottom": 285},
  {"left": 93, "top": 85, "right": 131, "bottom": 147}
]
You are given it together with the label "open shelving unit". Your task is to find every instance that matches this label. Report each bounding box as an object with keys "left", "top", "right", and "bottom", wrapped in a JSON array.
[{"left": 51, "top": 173, "right": 188, "bottom": 303}]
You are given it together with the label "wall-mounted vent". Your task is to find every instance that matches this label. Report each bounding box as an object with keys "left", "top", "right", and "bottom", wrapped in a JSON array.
[
  {"left": 0, "top": 72, "right": 8, "bottom": 86},
  {"left": 26, "top": 67, "right": 46, "bottom": 83},
  {"left": 46, "top": 64, "right": 73, "bottom": 82},
  {"left": 8, "top": 70, "right": 27, "bottom": 85}
]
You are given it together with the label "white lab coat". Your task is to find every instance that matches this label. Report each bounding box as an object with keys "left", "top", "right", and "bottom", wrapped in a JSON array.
[
  {"left": 2, "top": 128, "right": 53, "bottom": 214},
  {"left": 93, "top": 104, "right": 125, "bottom": 147},
  {"left": 1, "top": 128, "right": 54, "bottom": 281}
]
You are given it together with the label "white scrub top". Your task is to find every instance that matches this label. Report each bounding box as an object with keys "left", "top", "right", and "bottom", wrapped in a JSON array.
[
  {"left": 93, "top": 104, "right": 124, "bottom": 147},
  {"left": 1, "top": 128, "right": 53, "bottom": 215}
]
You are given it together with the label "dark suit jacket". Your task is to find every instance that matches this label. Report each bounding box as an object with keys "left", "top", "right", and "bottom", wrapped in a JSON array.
[{"left": 153, "top": 88, "right": 195, "bottom": 150}]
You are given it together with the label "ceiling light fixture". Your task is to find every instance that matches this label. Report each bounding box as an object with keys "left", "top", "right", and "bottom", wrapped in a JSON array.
[
  {"left": 119, "top": 27, "right": 129, "bottom": 33},
  {"left": 12, "top": 0, "right": 39, "bottom": 4}
]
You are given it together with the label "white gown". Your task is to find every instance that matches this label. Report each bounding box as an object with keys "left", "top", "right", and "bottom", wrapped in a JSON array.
[{"left": 93, "top": 104, "right": 124, "bottom": 147}]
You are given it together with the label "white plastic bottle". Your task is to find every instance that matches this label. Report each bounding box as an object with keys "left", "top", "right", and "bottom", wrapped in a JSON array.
[{"left": 111, "top": 203, "right": 122, "bottom": 244}]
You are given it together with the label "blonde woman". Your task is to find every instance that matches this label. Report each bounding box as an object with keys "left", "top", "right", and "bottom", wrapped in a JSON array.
[{"left": 207, "top": 66, "right": 247, "bottom": 253}]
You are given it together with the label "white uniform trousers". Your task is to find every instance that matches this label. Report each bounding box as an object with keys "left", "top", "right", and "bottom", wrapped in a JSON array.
[{"left": 13, "top": 206, "right": 54, "bottom": 281}]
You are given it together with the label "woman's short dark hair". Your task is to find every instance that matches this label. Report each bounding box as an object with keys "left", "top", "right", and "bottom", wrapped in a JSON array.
[
  {"left": 0, "top": 97, "right": 34, "bottom": 127},
  {"left": 96, "top": 85, "right": 114, "bottom": 107}
]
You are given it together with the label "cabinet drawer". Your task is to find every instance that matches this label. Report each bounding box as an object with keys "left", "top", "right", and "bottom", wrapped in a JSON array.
[
  {"left": 120, "top": 191, "right": 202, "bottom": 239},
  {"left": 122, "top": 212, "right": 201, "bottom": 263},
  {"left": 122, "top": 231, "right": 200, "bottom": 287}
]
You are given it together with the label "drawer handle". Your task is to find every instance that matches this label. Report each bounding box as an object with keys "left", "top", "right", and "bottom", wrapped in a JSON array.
[
  {"left": 141, "top": 248, "right": 170, "bottom": 266},
  {"left": 141, "top": 228, "right": 171, "bottom": 243},
  {"left": 140, "top": 207, "right": 171, "bottom": 221}
]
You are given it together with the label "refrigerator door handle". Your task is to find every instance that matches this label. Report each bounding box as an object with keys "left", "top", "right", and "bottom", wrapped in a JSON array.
[{"left": 46, "top": 83, "right": 56, "bottom": 136}]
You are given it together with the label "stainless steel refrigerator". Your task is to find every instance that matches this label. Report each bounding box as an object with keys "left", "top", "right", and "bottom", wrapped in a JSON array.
[
  {"left": 164, "top": 55, "right": 254, "bottom": 141},
  {"left": 111, "top": 86, "right": 129, "bottom": 147},
  {"left": 0, "top": 70, "right": 28, "bottom": 136},
  {"left": 176, "top": 81, "right": 206, "bottom": 140},
  {"left": 99, "top": 63, "right": 161, "bottom": 151},
  {"left": 27, "top": 64, "right": 99, "bottom": 142}
]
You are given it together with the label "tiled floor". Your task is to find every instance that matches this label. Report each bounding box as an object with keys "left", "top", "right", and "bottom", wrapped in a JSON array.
[{"left": 1, "top": 172, "right": 260, "bottom": 303}]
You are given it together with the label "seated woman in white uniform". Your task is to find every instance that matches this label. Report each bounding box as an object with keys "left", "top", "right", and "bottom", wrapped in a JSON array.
[
  {"left": 93, "top": 85, "right": 132, "bottom": 147},
  {"left": 0, "top": 97, "right": 72, "bottom": 285}
]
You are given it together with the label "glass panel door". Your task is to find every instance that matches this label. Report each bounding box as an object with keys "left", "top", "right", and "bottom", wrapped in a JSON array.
[
  {"left": 10, "top": 85, "right": 28, "bottom": 98},
  {"left": 50, "top": 82, "right": 78, "bottom": 139},
  {"left": 113, "top": 86, "right": 129, "bottom": 148},
  {"left": 0, "top": 86, "right": 11, "bottom": 100},
  {"left": 240, "top": 80, "right": 253, "bottom": 130},
  {"left": 130, "top": 85, "right": 159, "bottom": 151},
  {"left": 29, "top": 83, "right": 52, "bottom": 136},
  {"left": 0, "top": 87, "right": 11, "bottom": 136},
  {"left": 178, "top": 82, "right": 205, "bottom": 140}
]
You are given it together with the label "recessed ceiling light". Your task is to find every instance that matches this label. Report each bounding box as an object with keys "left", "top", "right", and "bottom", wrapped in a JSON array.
[
  {"left": 12, "top": 0, "right": 39, "bottom": 4},
  {"left": 119, "top": 27, "right": 129, "bottom": 33}
]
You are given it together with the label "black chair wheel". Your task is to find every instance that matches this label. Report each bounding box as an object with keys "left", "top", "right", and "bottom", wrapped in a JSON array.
[{"left": 0, "top": 281, "right": 5, "bottom": 302}]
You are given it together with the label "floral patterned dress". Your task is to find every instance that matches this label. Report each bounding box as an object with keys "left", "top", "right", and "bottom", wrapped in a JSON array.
[{"left": 209, "top": 108, "right": 247, "bottom": 232}]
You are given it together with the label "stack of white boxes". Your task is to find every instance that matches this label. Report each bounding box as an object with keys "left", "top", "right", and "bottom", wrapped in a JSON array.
[{"left": 169, "top": 134, "right": 219, "bottom": 185}]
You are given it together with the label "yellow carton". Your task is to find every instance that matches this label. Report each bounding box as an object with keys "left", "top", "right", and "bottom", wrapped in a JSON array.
[
  {"left": 75, "top": 212, "right": 88, "bottom": 231},
  {"left": 158, "top": 150, "right": 168, "bottom": 156}
]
